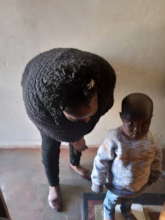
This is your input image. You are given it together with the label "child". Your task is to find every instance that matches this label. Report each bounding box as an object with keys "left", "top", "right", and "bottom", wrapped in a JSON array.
[{"left": 91, "top": 93, "right": 162, "bottom": 220}]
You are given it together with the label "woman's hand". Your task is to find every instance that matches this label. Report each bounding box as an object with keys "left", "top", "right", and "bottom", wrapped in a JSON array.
[{"left": 71, "top": 138, "right": 88, "bottom": 152}]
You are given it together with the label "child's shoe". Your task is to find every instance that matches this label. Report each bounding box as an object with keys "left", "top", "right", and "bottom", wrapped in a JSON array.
[
  {"left": 103, "top": 212, "right": 115, "bottom": 220},
  {"left": 121, "top": 211, "right": 137, "bottom": 220}
]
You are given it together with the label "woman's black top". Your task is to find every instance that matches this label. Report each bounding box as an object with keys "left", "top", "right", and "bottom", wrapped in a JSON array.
[{"left": 21, "top": 48, "right": 116, "bottom": 142}]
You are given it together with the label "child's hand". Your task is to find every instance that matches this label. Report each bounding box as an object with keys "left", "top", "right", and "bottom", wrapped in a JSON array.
[
  {"left": 159, "top": 203, "right": 165, "bottom": 220},
  {"left": 91, "top": 184, "right": 103, "bottom": 193}
]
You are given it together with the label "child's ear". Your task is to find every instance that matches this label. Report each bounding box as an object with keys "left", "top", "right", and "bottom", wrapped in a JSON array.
[{"left": 120, "top": 112, "right": 125, "bottom": 123}]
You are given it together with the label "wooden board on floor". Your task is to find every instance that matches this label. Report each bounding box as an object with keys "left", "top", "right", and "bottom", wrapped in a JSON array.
[
  {"left": 0, "top": 189, "right": 11, "bottom": 220},
  {"left": 95, "top": 204, "right": 146, "bottom": 220}
]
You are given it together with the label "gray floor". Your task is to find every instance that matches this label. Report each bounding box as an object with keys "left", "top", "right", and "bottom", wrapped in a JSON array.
[
  {"left": 0, "top": 148, "right": 164, "bottom": 220},
  {"left": 0, "top": 148, "right": 96, "bottom": 220}
]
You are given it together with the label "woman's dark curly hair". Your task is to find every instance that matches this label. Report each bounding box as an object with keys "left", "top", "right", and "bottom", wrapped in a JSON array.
[{"left": 33, "top": 48, "right": 116, "bottom": 112}]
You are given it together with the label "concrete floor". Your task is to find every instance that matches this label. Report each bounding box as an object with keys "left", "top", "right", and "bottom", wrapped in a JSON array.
[
  {"left": 0, "top": 148, "right": 165, "bottom": 220},
  {"left": 0, "top": 148, "right": 96, "bottom": 220}
]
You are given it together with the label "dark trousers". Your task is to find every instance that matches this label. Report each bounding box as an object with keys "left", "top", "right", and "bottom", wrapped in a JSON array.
[{"left": 41, "top": 133, "right": 82, "bottom": 186}]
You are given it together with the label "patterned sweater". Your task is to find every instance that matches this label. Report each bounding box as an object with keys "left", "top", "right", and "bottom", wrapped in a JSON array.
[{"left": 91, "top": 127, "right": 162, "bottom": 195}]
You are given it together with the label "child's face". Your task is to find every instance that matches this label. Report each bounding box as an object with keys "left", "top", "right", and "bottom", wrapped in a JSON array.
[{"left": 121, "top": 116, "right": 151, "bottom": 140}]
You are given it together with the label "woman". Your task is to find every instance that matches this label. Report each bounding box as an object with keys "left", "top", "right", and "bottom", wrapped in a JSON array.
[{"left": 21, "top": 48, "right": 116, "bottom": 211}]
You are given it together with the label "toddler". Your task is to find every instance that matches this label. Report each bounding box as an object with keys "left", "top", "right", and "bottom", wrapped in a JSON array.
[{"left": 91, "top": 93, "right": 162, "bottom": 220}]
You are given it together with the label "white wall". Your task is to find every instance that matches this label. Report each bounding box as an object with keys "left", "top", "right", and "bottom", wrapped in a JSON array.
[{"left": 0, "top": 0, "right": 165, "bottom": 147}]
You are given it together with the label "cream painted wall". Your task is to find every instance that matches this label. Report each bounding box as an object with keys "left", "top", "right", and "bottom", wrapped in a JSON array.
[{"left": 0, "top": 0, "right": 165, "bottom": 147}]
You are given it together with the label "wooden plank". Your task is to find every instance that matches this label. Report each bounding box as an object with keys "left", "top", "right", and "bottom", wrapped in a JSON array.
[{"left": 0, "top": 189, "right": 11, "bottom": 219}]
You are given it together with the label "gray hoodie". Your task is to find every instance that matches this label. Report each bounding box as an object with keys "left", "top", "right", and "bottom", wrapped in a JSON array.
[{"left": 91, "top": 127, "right": 162, "bottom": 195}]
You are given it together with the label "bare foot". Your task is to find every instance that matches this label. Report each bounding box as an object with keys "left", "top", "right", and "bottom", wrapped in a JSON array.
[
  {"left": 69, "top": 164, "right": 91, "bottom": 181},
  {"left": 48, "top": 185, "right": 63, "bottom": 211}
]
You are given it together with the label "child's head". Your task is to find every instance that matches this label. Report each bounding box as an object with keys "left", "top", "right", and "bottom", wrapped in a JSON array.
[{"left": 120, "top": 93, "right": 153, "bottom": 139}]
